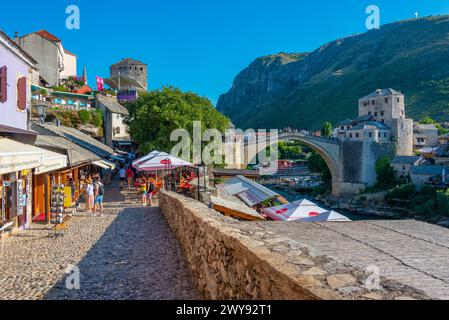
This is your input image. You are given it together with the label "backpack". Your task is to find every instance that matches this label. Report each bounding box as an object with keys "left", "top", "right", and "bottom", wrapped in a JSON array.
[
  {"left": 97, "top": 182, "right": 104, "bottom": 196},
  {"left": 148, "top": 182, "right": 155, "bottom": 192}
]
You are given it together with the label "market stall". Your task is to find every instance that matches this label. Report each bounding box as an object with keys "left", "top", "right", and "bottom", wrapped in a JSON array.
[{"left": 133, "top": 151, "right": 196, "bottom": 192}]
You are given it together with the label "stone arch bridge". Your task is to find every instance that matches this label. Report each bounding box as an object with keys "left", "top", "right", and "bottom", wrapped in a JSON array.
[{"left": 232, "top": 132, "right": 395, "bottom": 196}]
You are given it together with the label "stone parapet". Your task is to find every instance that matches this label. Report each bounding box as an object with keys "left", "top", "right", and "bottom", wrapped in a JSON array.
[{"left": 159, "top": 191, "right": 429, "bottom": 300}]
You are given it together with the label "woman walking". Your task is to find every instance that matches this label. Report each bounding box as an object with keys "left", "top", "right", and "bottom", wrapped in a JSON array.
[
  {"left": 85, "top": 178, "right": 95, "bottom": 213},
  {"left": 119, "top": 166, "right": 126, "bottom": 190},
  {"left": 147, "top": 178, "right": 156, "bottom": 207}
]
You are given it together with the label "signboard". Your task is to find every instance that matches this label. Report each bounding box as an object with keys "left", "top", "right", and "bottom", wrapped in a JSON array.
[
  {"left": 160, "top": 159, "right": 172, "bottom": 165},
  {"left": 64, "top": 186, "right": 72, "bottom": 208},
  {"left": 0, "top": 156, "right": 42, "bottom": 175},
  {"left": 117, "top": 89, "right": 137, "bottom": 102},
  {"left": 16, "top": 179, "right": 24, "bottom": 216}
]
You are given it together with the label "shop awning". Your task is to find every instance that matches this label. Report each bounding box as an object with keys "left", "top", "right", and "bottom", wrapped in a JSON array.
[
  {"left": 35, "top": 150, "right": 68, "bottom": 175},
  {"left": 93, "top": 159, "right": 116, "bottom": 170},
  {"left": 101, "top": 159, "right": 116, "bottom": 170},
  {"left": 0, "top": 138, "right": 44, "bottom": 174}
]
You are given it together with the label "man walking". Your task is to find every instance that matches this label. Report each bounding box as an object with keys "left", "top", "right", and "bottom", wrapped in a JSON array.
[
  {"left": 119, "top": 166, "right": 126, "bottom": 190},
  {"left": 126, "top": 166, "right": 134, "bottom": 189}
]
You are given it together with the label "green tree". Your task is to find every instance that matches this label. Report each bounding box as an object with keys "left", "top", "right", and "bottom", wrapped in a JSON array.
[
  {"left": 420, "top": 116, "right": 449, "bottom": 135},
  {"left": 436, "top": 190, "right": 449, "bottom": 216},
  {"left": 278, "top": 141, "right": 302, "bottom": 160},
  {"left": 375, "top": 156, "right": 396, "bottom": 189},
  {"left": 420, "top": 116, "right": 437, "bottom": 125},
  {"left": 308, "top": 151, "right": 331, "bottom": 183},
  {"left": 321, "top": 122, "right": 333, "bottom": 138},
  {"left": 125, "top": 86, "right": 229, "bottom": 156}
]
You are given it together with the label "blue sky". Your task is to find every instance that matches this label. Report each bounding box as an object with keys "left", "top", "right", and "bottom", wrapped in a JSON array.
[{"left": 2, "top": 0, "right": 449, "bottom": 105}]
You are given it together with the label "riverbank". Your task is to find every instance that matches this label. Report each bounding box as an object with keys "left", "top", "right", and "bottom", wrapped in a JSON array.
[{"left": 319, "top": 192, "right": 449, "bottom": 229}]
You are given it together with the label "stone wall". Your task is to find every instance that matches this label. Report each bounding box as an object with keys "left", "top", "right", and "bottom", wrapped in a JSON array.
[{"left": 159, "top": 191, "right": 429, "bottom": 300}]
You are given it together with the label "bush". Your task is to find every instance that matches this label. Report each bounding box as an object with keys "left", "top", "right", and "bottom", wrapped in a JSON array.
[
  {"left": 436, "top": 190, "right": 449, "bottom": 216},
  {"left": 415, "top": 199, "right": 436, "bottom": 216},
  {"left": 78, "top": 110, "right": 91, "bottom": 124},
  {"left": 311, "top": 185, "right": 328, "bottom": 197},
  {"left": 410, "top": 193, "right": 433, "bottom": 208},
  {"left": 385, "top": 184, "right": 415, "bottom": 202},
  {"left": 375, "top": 156, "right": 396, "bottom": 189},
  {"left": 91, "top": 109, "right": 103, "bottom": 127}
]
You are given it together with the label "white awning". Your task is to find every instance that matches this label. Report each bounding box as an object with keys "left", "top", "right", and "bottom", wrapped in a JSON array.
[
  {"left": 100, "top": 159, "right": 116, "bottom": 170},
  {"left": 93, "top": 159, "right": 116, "bottom": 170},
  {"left": 35, "top": 150, "right": 68, "bottom": 175},
  {"left": 104, "top": 74, "right": 146, "bottom": 91},
  {"left": 0, "top": 138, "right": 44, "bottom": 174}
]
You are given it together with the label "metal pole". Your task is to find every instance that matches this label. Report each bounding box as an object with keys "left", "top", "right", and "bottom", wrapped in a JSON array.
[{"left": 197, "top": 166, "right": 200, "bottom": 200}]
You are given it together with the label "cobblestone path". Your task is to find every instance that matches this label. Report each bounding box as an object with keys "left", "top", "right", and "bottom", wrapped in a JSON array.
[
  {"left": 265, "top": 220, "right": 449, "bottom": 300},
  {"left": 0, "top": 181, "right": 200, "bottom": 300}
]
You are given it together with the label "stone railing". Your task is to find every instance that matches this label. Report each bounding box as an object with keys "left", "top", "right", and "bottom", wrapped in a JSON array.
[{"left": 159, "top": 191, "right": 428, "bottom": 300}]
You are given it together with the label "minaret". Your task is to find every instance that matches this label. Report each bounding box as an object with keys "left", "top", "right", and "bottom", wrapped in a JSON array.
[{"left": 82, "top": 66, "right": 87, "bottom": 85}]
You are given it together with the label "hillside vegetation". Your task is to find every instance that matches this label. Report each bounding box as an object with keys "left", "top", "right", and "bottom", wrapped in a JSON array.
[{"left": 217, "top": 16, "right": 449, "bottom": 130}]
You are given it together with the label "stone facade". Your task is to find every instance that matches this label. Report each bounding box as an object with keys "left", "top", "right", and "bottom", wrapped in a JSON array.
[
  {"left": 358, "top": 89, "right": 405, "bottom": 128},
  {"left": 413, "top": 124, "right": 439, "bottom": 149},
  {"left": 391, "top": 156, "right": 422, "bottom": 179},
  {"left": 159, "top": 191, "right": 429, "bottom": 300},
  {"left": 110, "top": 58, "right": 148, "bottom": 91},
  {"left": 392, "top": 118, "right": 414, "bottom": 156},
  {"left": 338, "top": 89, "right": 414, "bottom": 156},
  {"left": 95, "top": 94, "right": 130, "bottom": 147}
]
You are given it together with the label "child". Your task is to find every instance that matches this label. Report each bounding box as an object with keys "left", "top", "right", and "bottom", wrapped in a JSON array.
[{"left": 141, "top": 179, "right": 148, "bottom": 206}]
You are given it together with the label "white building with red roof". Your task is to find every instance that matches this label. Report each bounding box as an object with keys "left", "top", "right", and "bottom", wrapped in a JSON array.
[{"left": 15, "top": 30, "right": 77, "bottom": 86}]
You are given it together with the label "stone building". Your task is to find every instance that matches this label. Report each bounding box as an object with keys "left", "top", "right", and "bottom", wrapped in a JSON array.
[
  {"left": 414, "top": 124, "right": 439, "bottom": 149},
  {"left": 391, "top": 156, "right": 423, "bottom": 179},
  {"left": 410, "top": 166, "right": 449, "bottom": 191},
  {"left": 15, "top": 30, "right": 77, "bottom": 87},
  {"left": 95, "top": 94, "right": 131, "bottom": 150},
  {"left": 108, "top": 58, "right": 148, "bottom": 91},
  {"left": 345, "top": 122, "right": 391, "bottom": 143},
  {"left": 337, "top": 89, "right": 414, "bottom": 156},
  {"left": 358, "top": 89, "right": 405, "bottom": 127}
]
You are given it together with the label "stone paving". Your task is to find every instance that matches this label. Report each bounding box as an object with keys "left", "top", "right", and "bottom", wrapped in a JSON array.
[
  {"left": 0, "top": 181, "right": 200, "bottom": 300},
  {"left": 263, "top": 219, "right": 449, "bottom": 300}
]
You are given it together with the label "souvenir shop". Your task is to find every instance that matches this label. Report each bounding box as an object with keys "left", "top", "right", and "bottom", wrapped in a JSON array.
[
  {"left": 0, "top": 138, "right": 45, "bottom": 237},
  {"left": 32, "top": 163, "right": 98, "bottom": 224}
]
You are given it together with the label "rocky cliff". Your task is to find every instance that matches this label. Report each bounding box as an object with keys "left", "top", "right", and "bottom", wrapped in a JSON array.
[{"left": 217, "top": 16, "right": 449, "bottom": 130}]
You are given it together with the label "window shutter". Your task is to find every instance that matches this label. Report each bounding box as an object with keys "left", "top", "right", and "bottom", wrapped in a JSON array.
[
  {"left": 17, "top": 76, "right": 27, "bottom": 110},
  {"left": 0, "top": 66, "right": 7, "bottom": 103}
]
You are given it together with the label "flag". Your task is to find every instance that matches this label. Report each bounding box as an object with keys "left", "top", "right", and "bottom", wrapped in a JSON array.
[{"left": 96, "top": 76, "right": 104, "bottom": 92}]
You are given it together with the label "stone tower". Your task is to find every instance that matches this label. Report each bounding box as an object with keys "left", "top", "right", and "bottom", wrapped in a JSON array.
[
  {"left": 110, "top": 58, "right": 148, "bottom": 91},
  {"left": 358, "top": 88, "right": 405, "bottom": 128},
  {"left": 358, "top": 88, "right": 413, "bottom": 156}
]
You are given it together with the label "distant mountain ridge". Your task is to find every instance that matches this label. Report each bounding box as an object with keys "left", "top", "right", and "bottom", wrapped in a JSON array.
[{"left": 217, "top": 16, "right": 449, "bottom": 130}]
